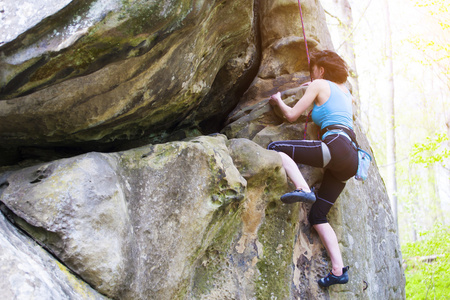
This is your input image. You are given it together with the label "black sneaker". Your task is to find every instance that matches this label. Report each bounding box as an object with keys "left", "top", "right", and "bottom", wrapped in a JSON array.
[
  {"left": 318, "top": 266, "right": 350, "bottom": 287},
  {"left": 280, "top": 188, "right": 316, "bottom": 204}
]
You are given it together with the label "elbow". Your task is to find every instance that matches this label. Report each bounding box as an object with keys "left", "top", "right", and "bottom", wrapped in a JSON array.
[
  {"left": 285, "top": 113, "right": 298, "bottom": 123},
  {"left": 286, "top": 116, "right": 296, "bottom": 123}
]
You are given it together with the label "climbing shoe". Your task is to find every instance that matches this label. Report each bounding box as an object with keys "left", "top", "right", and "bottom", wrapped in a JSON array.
[
  {"left": 318, "top": 266, "right": 350, "bottom": 287},
  {"left": 280, "top": 188, "right": 316, "bottom": 204}
]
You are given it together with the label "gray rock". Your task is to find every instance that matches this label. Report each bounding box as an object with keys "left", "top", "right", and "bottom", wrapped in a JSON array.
[
  {"left": 0, "top": 131, "right": 405, "bottom": 299},
  {"left": 0, "top": 207, "right": 107, "bottom": 300},
  {"left": 0, "top": 0, "right": 73, "bottom": 46},
  {"left": 0, "top": 152, "right": 132, "bottom": 297},
  {"left": 0, "top": 0, "right": 257, "bottom": 160},
  {"left": 1, "top": 135, "right": 292, "bottom": 299}
]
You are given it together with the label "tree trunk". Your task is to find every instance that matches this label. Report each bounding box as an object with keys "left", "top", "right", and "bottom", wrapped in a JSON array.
[{"left": 383, "top": 0, "right": 398, "bottom": 232}]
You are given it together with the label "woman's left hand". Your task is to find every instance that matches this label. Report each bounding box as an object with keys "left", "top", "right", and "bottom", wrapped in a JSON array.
[{"left": 269, "top": 92, "right": 282, "bottom": 107}]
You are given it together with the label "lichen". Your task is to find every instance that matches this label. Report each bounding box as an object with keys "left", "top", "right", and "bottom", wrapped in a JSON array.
[
  {"left": 54, "top": 260, "right": 102, "bottom": 299},
  {"left": 7, "top": 0, "right": 193, "bottom": 97},
  {"left": 179, "top": 201, "right": 242, "bottom": 299},
  {"left": 255, "top": 199, "right": 298, "bottom": 299}
]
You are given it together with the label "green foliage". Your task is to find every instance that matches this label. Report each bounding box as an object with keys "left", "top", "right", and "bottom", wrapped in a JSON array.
[
  {"left": 402, "top": 224, "right": 450, "bottom": 299},
  {"left": 410, "top": 132, "right": 450, "bottom": 167}
]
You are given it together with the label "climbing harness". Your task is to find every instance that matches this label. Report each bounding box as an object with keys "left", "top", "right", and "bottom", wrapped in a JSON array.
[{"left": 321, "top": 124, "right": 372, "bottom": 182}]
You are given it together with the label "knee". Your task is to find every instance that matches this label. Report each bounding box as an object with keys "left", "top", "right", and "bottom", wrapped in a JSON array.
[
  {"left": 308, "top": 211, "right": 328, "bottom": 225},
  {"left": 308, "top": 198, "right": 331, "bottom": 225}
]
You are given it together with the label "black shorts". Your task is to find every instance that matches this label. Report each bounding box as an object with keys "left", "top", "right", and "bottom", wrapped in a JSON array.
[{"left": 267, "top": 134, "right": 358, "bottom": 225}]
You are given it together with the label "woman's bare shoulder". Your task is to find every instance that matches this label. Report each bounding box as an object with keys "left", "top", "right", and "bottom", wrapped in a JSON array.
[
  {"left": 313, "top": 79, "right": 329, "bottom": 86},
  {"left": 306, "top": 79, "right": 329, "bottom": 92},
  {"left": 310, "top": 79, "right": 330, "bottom": 105}
]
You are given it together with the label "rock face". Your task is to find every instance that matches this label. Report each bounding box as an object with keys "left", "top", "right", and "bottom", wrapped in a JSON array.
[
  {"left": 234, "top": 0, "right": 333, "bottom": 111},
  {"left": 1, "top": 135, "right": 291, "bottom": 299},
  {"left": 0, "top": 0, "right": 258, "bottom": 163},
  {"left": 0, "top": 0, "right": 405, "bottom": 299},
  {"left": 0, "top": 133, "right": 405, "bottom": 299},
  {"left": 0, "top": 201, "right": 107, "bottom": 300},
  {"left": 222, "top": 86, "right": 405, "bottom": 298}
]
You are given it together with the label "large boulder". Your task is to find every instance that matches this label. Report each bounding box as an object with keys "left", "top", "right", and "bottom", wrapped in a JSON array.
[
  {"left": 0, "top": 203, "right": 107, "bottom": 300},
  {"left": 0, "top": 0, "right": 258, "bottom": 164},
  {"left": 0, "top": 132, "right": 405, "bottom": 299},
  {"left": 1, "top": 134, "right": 297, "bottom": 299}
]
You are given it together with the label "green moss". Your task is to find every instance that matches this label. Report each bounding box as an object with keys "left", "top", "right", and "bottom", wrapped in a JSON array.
[
  {"left": 184, "top": 201, "right": 243, "bottom": 298},
  {"left": 255, "top": 200, "right": 298, "bottom": 299},
  {"left": 119, "top": 0, "right": 192, "bottom": 37},
  {"left": 54, "top": 260, "right": 100, "bottom": 299},
  {"left": 30, "top": 33, "right": 135, "bottom": 82},
  {"left": 28, "top": 0, "right": 192, "bottom": 85}
]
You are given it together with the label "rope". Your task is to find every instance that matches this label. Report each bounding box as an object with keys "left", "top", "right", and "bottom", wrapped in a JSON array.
[
  {"left": 303, "top": 110, "right": 313, "bottom": 140},
  {"left": 297, "top": 0, "right": 312, "bottom": 139},
  {"left": 297, "top": 0, "right": 311, "bottom": 70}
]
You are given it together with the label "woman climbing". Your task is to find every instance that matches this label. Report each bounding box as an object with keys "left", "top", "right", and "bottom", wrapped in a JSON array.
[{"left": 267, "top": 50, "right": 358, "bottom": 287}]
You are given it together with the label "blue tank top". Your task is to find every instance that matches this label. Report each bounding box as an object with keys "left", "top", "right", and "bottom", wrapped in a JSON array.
[{"left": 311, "top": 80, "right": 353, "bottom": 130}]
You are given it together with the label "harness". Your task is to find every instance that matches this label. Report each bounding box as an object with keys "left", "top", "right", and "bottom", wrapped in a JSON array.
[{"left": 321, "top": 124, "right": 359, "bottom": 147}]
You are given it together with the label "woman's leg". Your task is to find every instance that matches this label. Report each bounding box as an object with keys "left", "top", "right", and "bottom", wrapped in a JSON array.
[
  {"left": 308, "top": 170, "right": 347, "bottom": 276},
  {"left": 313, "top": 223, "right": 343, "bottom": 275},
  {"left": 267, "top": 140, "right": 324, "bottom": 193},
  {"left": 278, "top": 152, "right": 311, "bottom": 192}
]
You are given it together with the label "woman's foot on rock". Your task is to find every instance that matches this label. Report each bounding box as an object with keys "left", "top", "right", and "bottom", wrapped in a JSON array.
[
  {"left": 280, "top": 188, "right": 316, "bottom": 204},
  {"left": 318, "top": 266, "right": 350, "bottom": 287}
]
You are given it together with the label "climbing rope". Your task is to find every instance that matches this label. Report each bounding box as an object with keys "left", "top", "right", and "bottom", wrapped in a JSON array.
[
  {"left": 296, "top": 0, "right": 313, "bottom": 140},
  {"left": 297, "top": 0, "right": 311, "bottom": 70}
]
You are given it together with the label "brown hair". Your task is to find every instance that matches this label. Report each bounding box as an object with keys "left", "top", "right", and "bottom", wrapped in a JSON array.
[{"left": 310, "top": 50, "right": 348, "bottom": 83}]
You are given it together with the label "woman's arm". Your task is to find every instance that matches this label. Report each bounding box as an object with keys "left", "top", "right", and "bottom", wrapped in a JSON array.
[{"left": 270, "top": 80, "right": 322, "bottom": 122}]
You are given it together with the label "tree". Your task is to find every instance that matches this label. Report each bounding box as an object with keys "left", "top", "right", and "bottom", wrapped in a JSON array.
[{"left": 383, "top": 0, "right": 399, "bottom": 231}]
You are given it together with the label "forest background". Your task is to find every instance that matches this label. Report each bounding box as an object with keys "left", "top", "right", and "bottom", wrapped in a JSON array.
[{"left": 320, "top": 0, "right": 449, "bottom": 298}]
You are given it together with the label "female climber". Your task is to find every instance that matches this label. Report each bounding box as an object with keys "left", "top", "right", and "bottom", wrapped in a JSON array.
[{"left": 267, "top": 50, "right": 358, "bottom": 287}]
